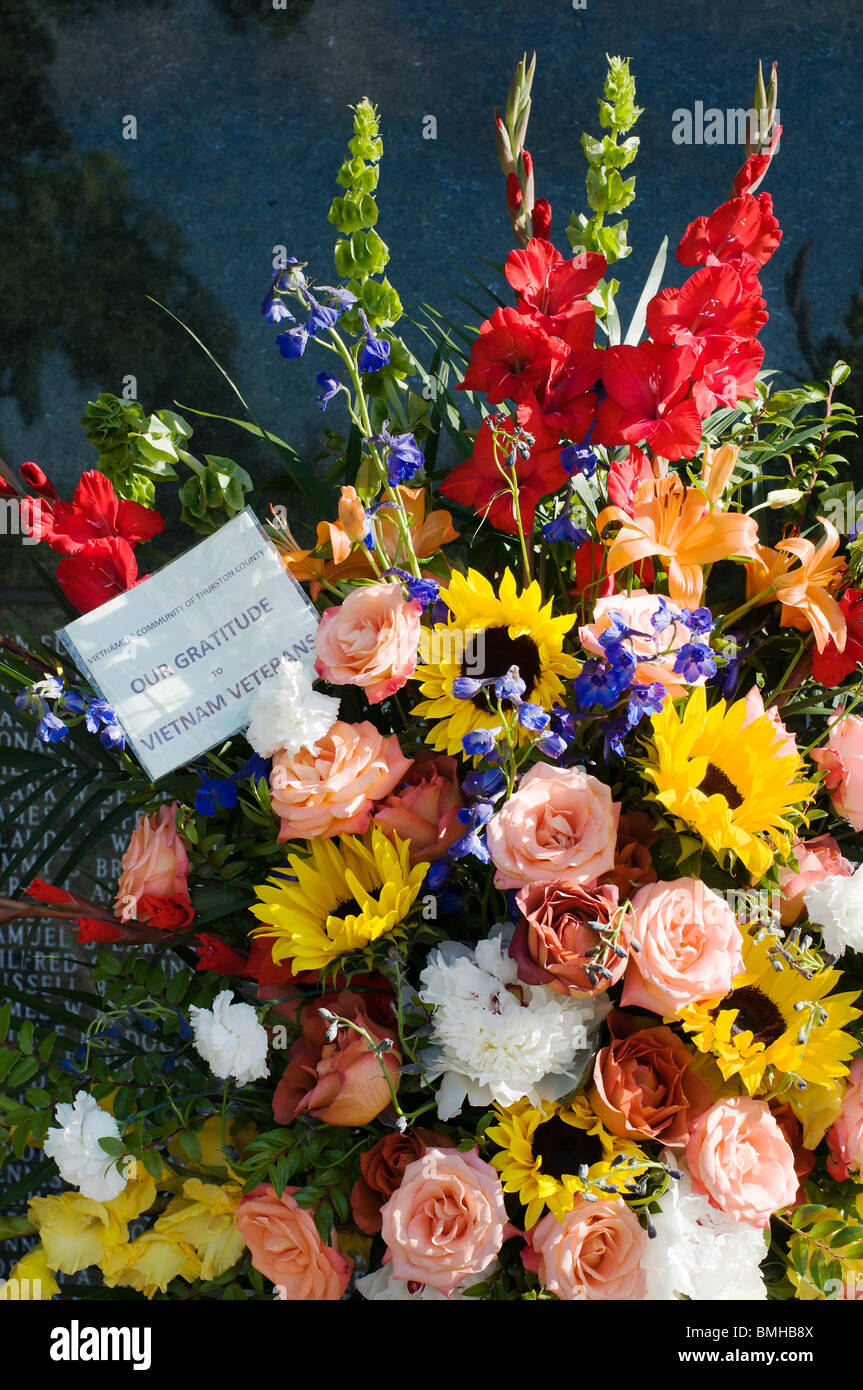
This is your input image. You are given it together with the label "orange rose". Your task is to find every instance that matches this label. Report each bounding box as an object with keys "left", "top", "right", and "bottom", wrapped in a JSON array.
[
  {"left": 590, "top": 1009, "right": 714, "bottom": 1146},
  {"left": 510, "top": 881, "right": 630, "bottom": 995},
  {"left": 372, "top": 752, "right": 466, "bottom": 864},
  {"left": 235, "top": 1184, "right": 352, "bottom": 1300},
  {"left": 269, "top": 720, "right": 411, "bottom": 840},
  {"left": 273, "top": 990, "right": 400, "bottom": 1126}
]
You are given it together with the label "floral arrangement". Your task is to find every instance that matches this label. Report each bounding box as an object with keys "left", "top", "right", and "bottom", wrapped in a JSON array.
[{"left": 2, "top": 53, "right": 863, "bottom": 1304}]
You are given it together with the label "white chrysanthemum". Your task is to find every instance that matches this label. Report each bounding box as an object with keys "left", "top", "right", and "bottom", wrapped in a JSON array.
[
  {"left": 356, "top": 1263, "right": 496, "bottom": 1301},
  {"left": 804, "top": 866, "right": 863, "bottom": 957},
  {"left": 43, "top": 1091, "right": 131, "bottom": 1201},
  {"left": 245, "top": 657, "right": 340, "bottom": 757},
  {"left": 189, "top": 990, "right": 269, "bottom": 1087},
  {"left": 418, "top": 927, "right": 608, "bottom": 1121},
  {"left": 645, "top": 1154, "right": 768, "bottom": 1301}
]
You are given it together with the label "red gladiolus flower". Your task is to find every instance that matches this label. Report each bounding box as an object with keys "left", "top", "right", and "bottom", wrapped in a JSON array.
[
  {"left": 439, "top": 395, "right": 565, "bottom": 535},
  {"left": 505, "top": 237, "right": 607, "bottom": 324},
  {"left": 691, "top": 335, "right": 764, "bottom": 415},
  {"left": 676, "top": 193, "right": 781, "bottom": 273},
  {"left": 812, "top": 589, "right": 863, "bottom": 686},
  {"left": 607, "top": 447, "right": 654, "bottom": 516},
  {"left": 56, "top": 536, "right": 139, "bottom": 613},
  {"left": 646, "top": 264, "right": 767, "bottom": 350},
  {"left": 194, "top": 933, "right": 248, "bottom": 974},
  {"left": 593, "top": 343, "right": 703, "bottom": 461},
  {"left": 458, "top": 306, "right": 566, "bottom": 405},
  {"left": 135, "top": 892, "right": 196, "bottom": 931},
  {"left": 45, "top": 470, "right": 164, "bottom": 556}
]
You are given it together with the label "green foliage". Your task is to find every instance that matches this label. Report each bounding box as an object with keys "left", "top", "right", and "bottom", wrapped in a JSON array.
[
  {"left": 329, "top": 99, "right": 402, "bottom": 332},
  {"left": 80, "top": 394, "right": 187, "bottom": 503},
  {"left": 783, "top": 1201, "right": 863, "bottom": 1299},
  {"left": 178, "top": 455, "right": 253, "bottom": 534}
]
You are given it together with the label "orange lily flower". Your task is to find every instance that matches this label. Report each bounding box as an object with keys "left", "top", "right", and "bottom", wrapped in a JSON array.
[
  {"left": 596, "top": 474, "right": 760, "bottom": 606},
  {"left": 280, "top": 486, "right": 459, "bottom": 597},
  {"left": 744, "top": 518, "right": 848, "bottom": 653}
]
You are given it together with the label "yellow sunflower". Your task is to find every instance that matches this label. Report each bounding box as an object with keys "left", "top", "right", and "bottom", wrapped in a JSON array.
[
  {"left": 679, "top": 928, "right": 861, "bottom": 1095},
  {"left": 486, "top": 1094, "right": 649, "bottom": 1228},
  {"left": 412, "top": 567, "right": 580, "bottom": 756},
  {"left": 249, "top": 827, "right": 427, "bottom": 972},
  {"left": 642, "top": 685, "right": 817, "bottom": 878}
]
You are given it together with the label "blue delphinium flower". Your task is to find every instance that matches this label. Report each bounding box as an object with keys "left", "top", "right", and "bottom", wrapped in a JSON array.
[
  {"left": 452, "top": 675, "right": 485, "bottom": 700},
  {"left": 560, "top": 444, "right": 599, "bottom": 478},
  {"left": 195, "top": 772, "right": 240, "bottom": 817},
  {"left": 517, "top": 702, "right": 550, "bottom": 732},
  {"left": 462, "top": 767, "right": 506, "bottom": 800},
  {"left": 315, "top": 372, "right": 342, "bottom": 411},
  {"left": 462, "top": 728, "right": 500, "bottom": 757},
  {"left": 36, "top": 711, "right": 68, "bottom": 743},
  {"left": 57, "top": 690, "right": 86, "bottom": 717},
  {"left": 383, "top": 567, "right": 439, "bottom": 610},
  {"left": 277, "top": 326, "right": 308, "bottom": 359},
  {"left": 536, "top": 731, "right": 568, "bottom": 758},
  {"left": 369, "top": 423, "right": 424, "bottom": 486},
  {"left": 604, "top": 715, "right": 629, "bottom": 759},
  {"left": 494, "top": 666, "right": 526, "bottom": 705},
  {"left": 679, "top": 606, "right": 714, "bottom": 636},
  {"left": 357, "top": 311, "right": 391, "bottom": 373},
  {"left": 15, "top": 688, "right": 44, "bottom": 717},
  {"left": 304, "top": 294, "right": 342, "bottom": 337},
  {"left": 572, "top": 659, "right": 627, "bottom": 710},
  {"left": 99, "top": 721, "right": 126, "bottom": 751},
  {"left": 626, "top": 682, "right": 666, "bottom": 728},
  {"left": 542, "top": 516, "right": 589, "bottom": 546},
  {"left": 674, "top": 642, "right": 716, "bottom": 682},
  {"left": 262, "top": 292, "right": 294, "bottom": 324},
  {"left": 650, "top": 597, "right": 677, "bottom": 634}
]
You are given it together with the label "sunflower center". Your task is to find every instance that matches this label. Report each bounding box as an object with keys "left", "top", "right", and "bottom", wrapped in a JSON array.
[
  {"left": 327, "top": 896, "right": 362, "bottom": 923},
  {"left": 464, "top": 626, "right": 543, "bottom": 710},
  {"left": 721, "top": 985, "right": 786, "bottom": 1047},
  {"left": 700, "top": 762, "right": 744, "bottom": 810},
  {"left": 533, "top": 1115, "right": 603, "bottom": 1181}
]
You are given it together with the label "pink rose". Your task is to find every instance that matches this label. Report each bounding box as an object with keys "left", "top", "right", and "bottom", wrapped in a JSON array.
[
  {"left": 812, "top": 710, "right": 863, "bottom": 831},
  {"left": 115, "top": 803, "right": 191, "bottom": 921},
  {"left": 742, "top": 686, "right": 799, "bottom": 759},
  {"left": 510, "top": 881, "right": 630, "bottom": 995},
  {"left": 579, "top": 590, "right": 699, "bottom": 696},
  {"left": 371, "top": 752, "right": 466, "bottom": 864},
  {"left": 687, "top": 1097, "right": 799, "bottom": 1226},
  {"left": 234, "top": 1184, "right": 352, "bottom": 1299},
  {"left": 269, "top": 720, "right": 411, "bottom": 840},
  {"left": 622, "top": 878, "right": 744, "bottom": 1016},
  {"left": 486, "top": 764, "right": 619, "bottom": 891},
  {"left": 379, "top": 1147, "right": 507, "bottom": 1294},
  {"left": 826, "top": 1058, "right": 863, "bottom": 1181},
  {"left": 777, "top": 834, "right": 853, "bottom": 926},
  {"left": 522, "top": 1199, "right": 647, "bottom": 1300},
  {"left": 315, "top": 581, "right": 422, "bottom": 705}
]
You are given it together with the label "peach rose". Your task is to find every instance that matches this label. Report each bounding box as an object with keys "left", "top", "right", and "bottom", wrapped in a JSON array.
[
  {"left": 826, "top": 1058, "right": 863, "bottom": 1182},
  {"left": 777, "top": 834, "right": 853, "bottom": 926},
  {"left": 315, "top": 581, "right": 422, "bottom": 705},
  {"left": 269, "top": 720, "right": 411, "bottom": 840},
  {"left": 486, "top": 764, "right": 619, "bottom": 891},
  {"left": 350, "top": 1129, "right": 454, "bottom": 1234},
  {"left": 579, "top": 590, "right": 699, "bottom": 696},
  {"left": 622, "top": 878, "right": 744, "bottom": 1016},
  {"left": 523, "top": 1198, "right": 647, "bottom": 1300},
  {"left": 273, "top": 990, "right": 400, "bottom": 1126},
  {"left": 812, "top": 711, "right": 863, "bottom": 831},
  {"left": 372, "top": 752, "right": 466, "bottom": 864},
  {"left": 687, "top": 1097, "right": 798, "bottom": 1226},
  {"left": 380, "top": 1147, "right": 507, "bottom": 1294},
  {"left": 115, "top": 803, "right": 191, "bottom": 922},
  {"left": 510, "top": 881, "right": 630, "bottom": 995},
  {"left": 235, "top": 1183, "right": 352, "bottom": 1299},
  {"left": 742, "top": 686, "right": 799, "bottom": 759},
  {"left": 590, "top": 1010, "right": 714, "bottom": 1147}
]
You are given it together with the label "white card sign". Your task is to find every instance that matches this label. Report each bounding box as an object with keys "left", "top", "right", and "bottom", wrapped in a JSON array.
[{"left": 58, "top": 508, "right": 319, "bottom": 781}]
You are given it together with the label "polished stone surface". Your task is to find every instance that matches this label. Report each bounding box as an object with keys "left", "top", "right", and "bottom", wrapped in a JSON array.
[{"left": 1, "top": 0, "right": 860, "bottom": 502}]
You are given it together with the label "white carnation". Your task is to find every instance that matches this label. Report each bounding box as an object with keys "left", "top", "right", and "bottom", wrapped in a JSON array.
[
  {"left": 245, "top": 657, "right": 340, "bottom": 757},
  {"left": 356, "top": 1263, "right": 496, "bottom": 1301},
  {"left": 43, "top": 1091, "right": 131, "bottom": 1201},
  {"left": 804, "top": 866, "right": 863, "bottom": 957},
  {"left": 418, "top": 927, "right": 608, "bottom": 1121},
  {"left": 189, "top": 990, "right": 269, "bottom": 1087},
  {"left": 645, "top": 1155, "right": 768, "bottom": 1301}
]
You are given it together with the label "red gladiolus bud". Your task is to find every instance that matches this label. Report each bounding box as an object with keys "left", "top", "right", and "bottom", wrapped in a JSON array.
[
  {"left": 522, "top": 149, "right": 533, "bottom": 177},
  {"left": 532, "top": 197, "right": 552, "bottom": 239},
  {"left": 19, "top": 462, "right": 57, "bottom": 500},
  {"left": 506, "top": 172, "right": 522, "bottom": 212}
]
